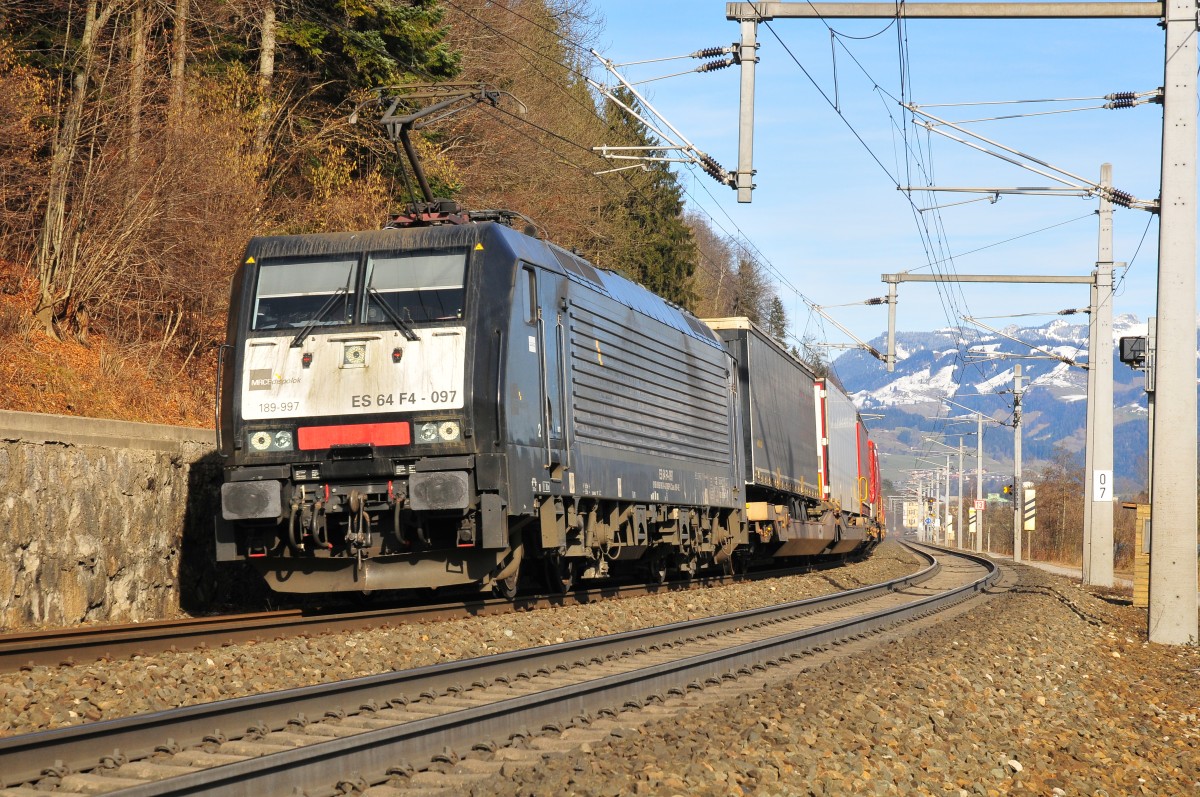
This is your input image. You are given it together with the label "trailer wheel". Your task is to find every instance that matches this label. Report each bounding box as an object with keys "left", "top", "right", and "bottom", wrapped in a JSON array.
[
  {"left": 647, "top": 549, "right": 669, "bottom": 584},
  {"left": 543, "top": 554, "right": 576, "bottom": 594}
]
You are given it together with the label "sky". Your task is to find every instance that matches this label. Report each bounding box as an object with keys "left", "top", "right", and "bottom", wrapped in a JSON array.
[{"left": 587, "top": 2, "right": 1171, "bottom": 356}]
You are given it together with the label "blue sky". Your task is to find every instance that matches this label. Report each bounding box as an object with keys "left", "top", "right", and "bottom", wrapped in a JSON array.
[{"left": 588, "top": 3, "right": 1170, "bottom": 354}]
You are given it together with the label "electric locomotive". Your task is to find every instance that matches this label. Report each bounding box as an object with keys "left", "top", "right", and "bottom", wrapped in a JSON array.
[{"left": 215, "top": 208, "right": 747, "bottom": 595}]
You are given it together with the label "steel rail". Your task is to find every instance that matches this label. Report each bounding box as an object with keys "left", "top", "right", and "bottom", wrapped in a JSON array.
[
  {"left": 120, "top": 546, "right": 996, "bottom": 797},
  {"left": 0, "top": 558, "right": 859, "bottom": 672},
  {"left": 0, "top": 545, "right": 962, "bottom": 790}
]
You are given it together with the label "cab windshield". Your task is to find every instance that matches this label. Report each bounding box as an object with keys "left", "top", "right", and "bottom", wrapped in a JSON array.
[
  {"left": 363, "top": 252, "right": 467, "bottom": 324},
  {"left": 252, "top": 259, "right": 357, "bottom": 331}
]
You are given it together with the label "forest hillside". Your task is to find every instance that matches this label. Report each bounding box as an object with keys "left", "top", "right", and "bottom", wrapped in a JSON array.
[{"left": 0, "top": 0, "right": 796, "bottom": 426}]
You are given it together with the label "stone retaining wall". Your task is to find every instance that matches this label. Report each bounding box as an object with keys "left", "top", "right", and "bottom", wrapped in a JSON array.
[{"left": 0, "top": 411, "right": 245, "bottom": 630}]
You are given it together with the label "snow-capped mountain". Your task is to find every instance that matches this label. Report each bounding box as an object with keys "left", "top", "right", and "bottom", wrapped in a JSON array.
[{"left": 833, "top": 315, "right": 1153, "bottom": 491}]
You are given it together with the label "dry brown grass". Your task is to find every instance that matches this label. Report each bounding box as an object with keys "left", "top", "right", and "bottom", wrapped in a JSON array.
[{"left": 0, "top": 260, "right": 212, "bottom": 428}]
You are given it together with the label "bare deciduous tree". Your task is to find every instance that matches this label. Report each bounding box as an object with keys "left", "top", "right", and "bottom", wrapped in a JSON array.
[
  {"left": 687, "top": 212, "right": 736, "bottom": 318},
  {"left": 34, "top": 0, "right": 120, "bottom": 339},
  {"left": 253, "top": 0, "right": 275, "bottom": 154}
]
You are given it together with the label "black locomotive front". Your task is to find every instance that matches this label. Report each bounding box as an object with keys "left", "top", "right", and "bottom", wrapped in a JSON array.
[{"left": 216, "top": 223, "right": 521, "bottom": 592}]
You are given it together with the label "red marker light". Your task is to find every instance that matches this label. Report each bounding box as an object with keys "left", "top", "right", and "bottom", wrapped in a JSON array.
[
  {"left": 302, "top": 352, "right": 313, "bottom": 368},
  {"left": 392, "top": 348, "right": 403, "bottom": 363}
]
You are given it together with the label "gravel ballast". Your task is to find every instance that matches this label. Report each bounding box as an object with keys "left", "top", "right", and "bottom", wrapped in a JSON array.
[
  {"left": 4, "top": 542, "right": 1198, "bottom": 796},
  {"left": 0, "top": 544, "right": 920, "bottom": 736},
  {"left": 482, "top": 557, "right": 1200, "bottom": 797}
]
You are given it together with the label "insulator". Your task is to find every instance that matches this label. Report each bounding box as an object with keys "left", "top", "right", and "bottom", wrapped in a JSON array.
[
  {"left": 1104, "top": 91, "right": 1137, "bottom": 109},
  {"left": 1108, "top": 188, "right": 1135, "bottom": 208},
  {"left": 865, "top": 297, "right": 887, "bottom": 306},
  {"left": 696, "top": 57, "right": 735, "bottom": 73},
  {"left": 698, "top": 153, "right": 728, "bottom": 183},
  {"left": 693, "top": 46, "right": 727, "bottom": 59}
]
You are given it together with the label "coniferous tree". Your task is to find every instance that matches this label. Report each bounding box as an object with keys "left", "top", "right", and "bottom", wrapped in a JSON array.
[
  {"left": 732, "top": 257, "right": 770, "bottom": 324},
  {"left": 272, "top": 0, "right": 459, "bottom": 92},
  {"left": 766, "top": 295, "right": 788, "bottom": 342},
  {"left": 601, "top": 86, "right": 697, "bottom": 307}
]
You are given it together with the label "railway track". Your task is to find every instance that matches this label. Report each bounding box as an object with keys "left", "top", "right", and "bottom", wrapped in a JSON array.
[
  {"left": 0, "top": 559, "right": 856, "bottom": 672},
  {"left": 0, "top": 544, "right": 996, "bottom": 797}
]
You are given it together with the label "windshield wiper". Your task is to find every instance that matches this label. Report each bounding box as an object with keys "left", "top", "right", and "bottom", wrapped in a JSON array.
[
  {"left": 368, "top": 287, "right": 420, "bottom": 341},
  {"left": 290, "top": 287, "right": 348, "bottom": 348}
]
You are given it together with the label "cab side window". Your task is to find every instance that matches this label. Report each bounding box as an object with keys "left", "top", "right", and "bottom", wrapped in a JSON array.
[{"left": 523, "top": 265, "right": 537, "bottom": 324}]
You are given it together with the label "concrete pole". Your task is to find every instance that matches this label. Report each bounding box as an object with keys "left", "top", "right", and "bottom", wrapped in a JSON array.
[
  {"left": 933, "top": 471, "right": 940, "bottom": 543},
  {"left": 1013, "top": 364, "right": 1023, "bottom": 564},
  {"left": 1083, "top": 163, "right": 1115, "bottom": 588},
  {"left": 1145, "top": 316, "right": 1155, "bottom": 502},
  {"left": 1088, "top": 260, "right": 1115, "bottom": 584},
  {"left": 975, "top": 412, "right": 984, "bottom": 554},
  {"left": 928, "top": 471, "right": 936, "bottom": 543},
  {"left": 915, "top": 474, "right": 923, "bottom": 541},
  {"left": 920, "top": 474, "right": 925, "bottom": 542},
  {"left": 922, "top": 474, "right": 929, "bottom": 542},
  {"left": 957, "top": 436, "right": 964, "bottom": 550},
  {"left": 931, "top": 463, "right": 940, "bottom": 544},
  {"left": 735, "top": 19, "right": 758, "bottom": 203},
  {"left": 931, "top": 473, "right": 936, "bottom": 543},
  {"left": 1083, "top": 259, "right": 1098, "bottom": 579},
  {"left": 920, "top": 474, "right": 926, "bottom": 542},
  {"left": 922, "top": 472, "right": 928, "bottom": 542},
  {"left": 932, "top": 466, "right": 940, "bottom": 543},
  {"left": 943, "top": 455, "right": 951, "bottom": 545},
  {"left": 1149, "top": 0, "right": 1198, "bottom": 646},
  {"left": 886, "top": 281, "right": 897, "bottom": 373}
]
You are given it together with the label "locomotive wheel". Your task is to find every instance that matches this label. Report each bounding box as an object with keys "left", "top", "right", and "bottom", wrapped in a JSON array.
[
  {"left": 493, "top": 569, "right": 520, "bottom": 600},
  {"left": 543, "top": 554, "right": 576, "bottom": 594},
  {"left": 493, "top": 541, "right": 524, "bottom": 600}
]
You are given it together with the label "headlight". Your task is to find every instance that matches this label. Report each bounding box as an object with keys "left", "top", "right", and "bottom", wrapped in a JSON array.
[
  {"left": 415, "top": 420, "right": 461, "bottom": 443},
  {"left": 343, "top": 343, "right": 366, "bottom": 367},
  {"left": 247, "top": 430, "right": 294, "bottom": 452}
]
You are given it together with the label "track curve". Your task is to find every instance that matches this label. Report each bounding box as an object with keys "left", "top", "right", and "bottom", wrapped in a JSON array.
[{"left": 0, "top": 544, "right": 996, "bottom": 795}]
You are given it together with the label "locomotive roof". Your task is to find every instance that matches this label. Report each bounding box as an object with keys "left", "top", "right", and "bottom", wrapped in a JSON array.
[
  {"left": 242, "top": 222, "right": 724, "bottom": 352},
  {"left": 243, "top": 224, "right": 481, "bottom": 258},
  {"left": 585, "top": 264, "right": 723, "bottom": 351}
]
